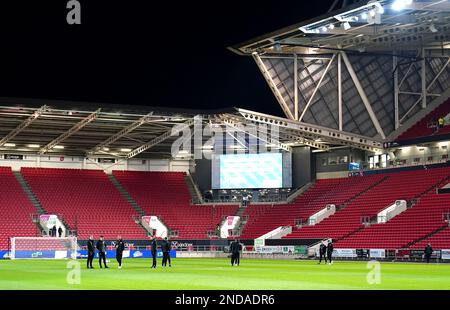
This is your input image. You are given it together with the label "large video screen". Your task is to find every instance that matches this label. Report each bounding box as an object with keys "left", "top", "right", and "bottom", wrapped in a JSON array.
[{"left": 212, "top": 153, "right": 291, "bottom": 189}]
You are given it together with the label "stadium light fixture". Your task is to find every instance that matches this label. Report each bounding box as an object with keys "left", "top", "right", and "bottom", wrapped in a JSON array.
[
  {"left": 342, "top": 22, "right": 351, "bottom": 30},
  {"left": 329, "top": 24, "right": 335, "bottom": 30},
  {"left": 361, "top": 12, "right": 368, "bottom": 20},
  {"left": 102, "top": 147, "right": 110, "bottom": 151},
  {"left": 321, "top": 26, "right": 328, "bottom": 32},
  {"left": 392, "top": 0, "right": 413, "bottom": 11},
  {"left": 120, "top": 148, "right": 132, "bottom": 152},
  {"left": 28, "top": 144, "right": 40, "bottom": 148},
  {"left": 4, "top": 143, "right": 16, "bottom": 147},
  {"left": 53, "top": 145, "right": 64, "bottom": 149}
]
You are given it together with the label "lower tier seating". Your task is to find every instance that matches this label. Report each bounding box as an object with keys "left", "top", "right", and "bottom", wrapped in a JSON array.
[
  {"left": 21, "top": 168, "right": 148, "bottom": 240},
  {"left": 0, "top": 167, "right": 39, "bottom": 250}
]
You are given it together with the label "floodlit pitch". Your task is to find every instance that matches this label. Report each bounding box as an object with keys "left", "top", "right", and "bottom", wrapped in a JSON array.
[{"left": 1, "top": 258, "right": 450, "bottom": 290}]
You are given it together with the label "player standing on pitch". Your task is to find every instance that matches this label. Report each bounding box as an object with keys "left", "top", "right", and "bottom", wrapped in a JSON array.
[
  {"left": 162, "top": 237, "right": 172, "bottom": 267},
  {"left": 326, "top": 239, "right": 334, "bottom": 265},
  {"left": 151, "top": 236, "right": 158, "bottom": 269},
  {"left": 116, "top": 236, "right": 125, "bottom": 269},
  {"left": 87, "top": 235, "right": 95, "bottom": 269},
  {"left": 318, "top": 241, "right": 327, "bottom": 264},
  {"left": 96, "top": 235, "right": 109, "bottom": 268}
]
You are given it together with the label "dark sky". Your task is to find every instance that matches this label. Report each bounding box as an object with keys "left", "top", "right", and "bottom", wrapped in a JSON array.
[{"left": 0, "top": 0, "right": 334, "bottom": 116}]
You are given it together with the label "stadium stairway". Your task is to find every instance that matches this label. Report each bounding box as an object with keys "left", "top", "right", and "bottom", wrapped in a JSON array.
[
  {"left": 21, "top": 168, "right": 149, "bottom": 240},
  {"left": 333, "top": 168, "right": 450, "bottom": 249},
  {"left": 112, "top": 171, "right": 239, "bottom": 239},
  {"left": 184, "top": 173, "right": 203, "bottom": 204},
  {"left": 284, "top": 166, "right": 450, "bottom": 244},
  {"left": 108, "top": 174, "right": 146, "bottom": 216},
  {"left": 411, "top": 226, "right": 450, "bottom": 250},
  {"left": 240, "top": 175, "right": 388, "bottom": 240},
  {"left": 13, "top": 170, "right": 46, "bottom": 215},
  {"left": 107, "top": 173, "right": 154, "bottom": 236}
]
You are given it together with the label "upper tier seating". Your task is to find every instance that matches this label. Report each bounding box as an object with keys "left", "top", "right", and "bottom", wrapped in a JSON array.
[
  {"left": 284, "top": 167, "right": 450, "bottom": 242},
  {"left": 21, "top": 168, "right": 147, "bottom": 240},
  {"left": 0, "top": 167, "right": 38, "bottom": 250},
  {"left": 240, "top": 175, "right": 385, "bottom": 239},
  {"left": 113, "top": 171, "right": 238, "bottom": 239},
  {"left": 397, "top": 98, "right": 450, "bottom": 141}
]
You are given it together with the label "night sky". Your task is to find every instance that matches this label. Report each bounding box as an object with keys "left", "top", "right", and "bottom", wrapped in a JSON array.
[{"left": 0, "top": 1, "right": 334, "bottom": 116}]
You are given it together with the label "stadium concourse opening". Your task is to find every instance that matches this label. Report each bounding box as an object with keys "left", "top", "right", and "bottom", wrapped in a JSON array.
[{"left": 1, "top": 0, "right": 450, "bottom": 296}]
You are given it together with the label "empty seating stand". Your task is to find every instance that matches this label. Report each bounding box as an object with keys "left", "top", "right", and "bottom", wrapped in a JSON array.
[
  {"left": 21, "top": 168, "right": 147, "bottom": 240},
  {"left": 412, "top": 226, "right": 450, "bottom": 250},
  {"left": 397, "top": 98, "right": 450, "bottom": 141},
  {"left": 0, "top": 167, "right": 39, "bottom": 249},
  {"left": 113, "top": 171, "right": 238, "bottom": 239},
  {"left": 240, "top": 175, "right": 385, "bottom": 239},
  {"left": 288, "top": 167, "right": 450, "bottom": 245}
]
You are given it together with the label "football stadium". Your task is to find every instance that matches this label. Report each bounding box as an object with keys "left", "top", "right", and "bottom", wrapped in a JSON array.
[{"left": 2, "top": 0, "right": 450, "bottom": 294}]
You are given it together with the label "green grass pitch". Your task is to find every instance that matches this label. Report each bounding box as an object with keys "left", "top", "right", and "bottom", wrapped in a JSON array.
[{"left": 0, "top": 258, "right": 449, "bottom": 290}]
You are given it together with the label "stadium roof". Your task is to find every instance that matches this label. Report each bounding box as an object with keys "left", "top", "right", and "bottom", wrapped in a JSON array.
[
  {"left": 0, "top": 97, "right": 383, "bottom": 159},
  {"left": 230, "top": 0, "right": 450, "bottom": 55},
  {"left": 229, "top": 0, "right": 450, "bottom": 141}
]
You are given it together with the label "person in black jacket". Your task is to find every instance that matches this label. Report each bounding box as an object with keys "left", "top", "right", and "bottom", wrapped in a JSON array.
[
  {"left": 87, "top": 235, "right": 95, "bottom": 269},
  {"left": 116, "top": 236, "right": 125, "bottom": 269},
  {"left": 162, "top": 237, "right": 172, "bottom": 267},
  {"left": 150, "top": 236, "right": 158, "bottom": 269},
  {"left": 318, "top": 241, "right": 327, "bottom": 264},
  {"left": 96, "top": 235, "right": 108, "bottom": 268},
  {"left": 58, "top": 227, "right": 63, "bottom": 238},
  {"left": 424, "top": 243, "right": 433, "bottom": 263},
  {"left": 326, "top": 239, "right": 334, "bottom": 265},
  {"left": 230, "top": 239, "right": 241, "bottom": 266},
  {"left": 236, "top": 240, "right": 243, "bottom": 266}
]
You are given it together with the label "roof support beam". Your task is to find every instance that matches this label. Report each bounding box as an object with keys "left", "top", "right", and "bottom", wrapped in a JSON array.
[
  {"left": 88, "top": 112, "right": 154, "bottom": 154},
  {"left": 338, "top": 53, "right": 343, "bottom": 131},
  {"left": 341, "top": 52, "right": 386, "bottom": 139},
  {"left": 39, "top": 109, "right": 101, "bottom": 154},
  {"left": 0, "top": 105, "right": 48, "bottom": 147},
  {"left": 238, "top": 108, "right": 383, "bottom": 152},
  {"left": 421, "top": 48, "right": 427, "bottom": 109},
  {"left": 294, "top": 54, "right": 299, "bottom": 120},
  {"left": 252, "top": 53, "right": 295, "bottom": 120},
  {"left": 299, "top": 54, "right": 336, "bottom": 122},
  {"left": 393, "top": 54, "right": 400, "bottom": 130},
  {"left": 126, "top": 119, "right": 194, "bottom": 159},
  {"left": 427, "top": 57, "right": 450, "bottom": 92}
]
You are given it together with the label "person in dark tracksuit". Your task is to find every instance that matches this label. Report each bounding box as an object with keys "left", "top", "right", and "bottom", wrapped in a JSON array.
[
  {"left": 318, "top": 241, "right": 327, "bottom": 264},
  {"left": 162, "top": 237, "right": 172, "bottom": 267},
  {"left": 116, "top": 236, "right": 125, "bottom": 269},
  {"left": 326, "top": 240, "right": 334, "bottom": 265},
  {"left": 424, "top": 243, "right": 433, "bottom": 263},
  {"left": 151, "top": 236, "right": 158, "bottom": 269},
  {"left": 230, "top": 239, "right": 241, "bottom": 266},
  {"left": 96, "top": 236, "right": 108, "bottom": 268},
  {"left": 87, "top": 235, "right": 95, "bottom": 269},
  {"left": 236, "top": 240, "right": 243, "bottom": 266}
]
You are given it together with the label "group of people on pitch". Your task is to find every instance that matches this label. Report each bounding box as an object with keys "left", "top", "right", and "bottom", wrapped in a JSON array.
[
  {"left": 318, "top": 239, "right": 334, "bottom": 265},
  {"left": 86, "top": 235, "right": 173, "bottom": 269}
]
